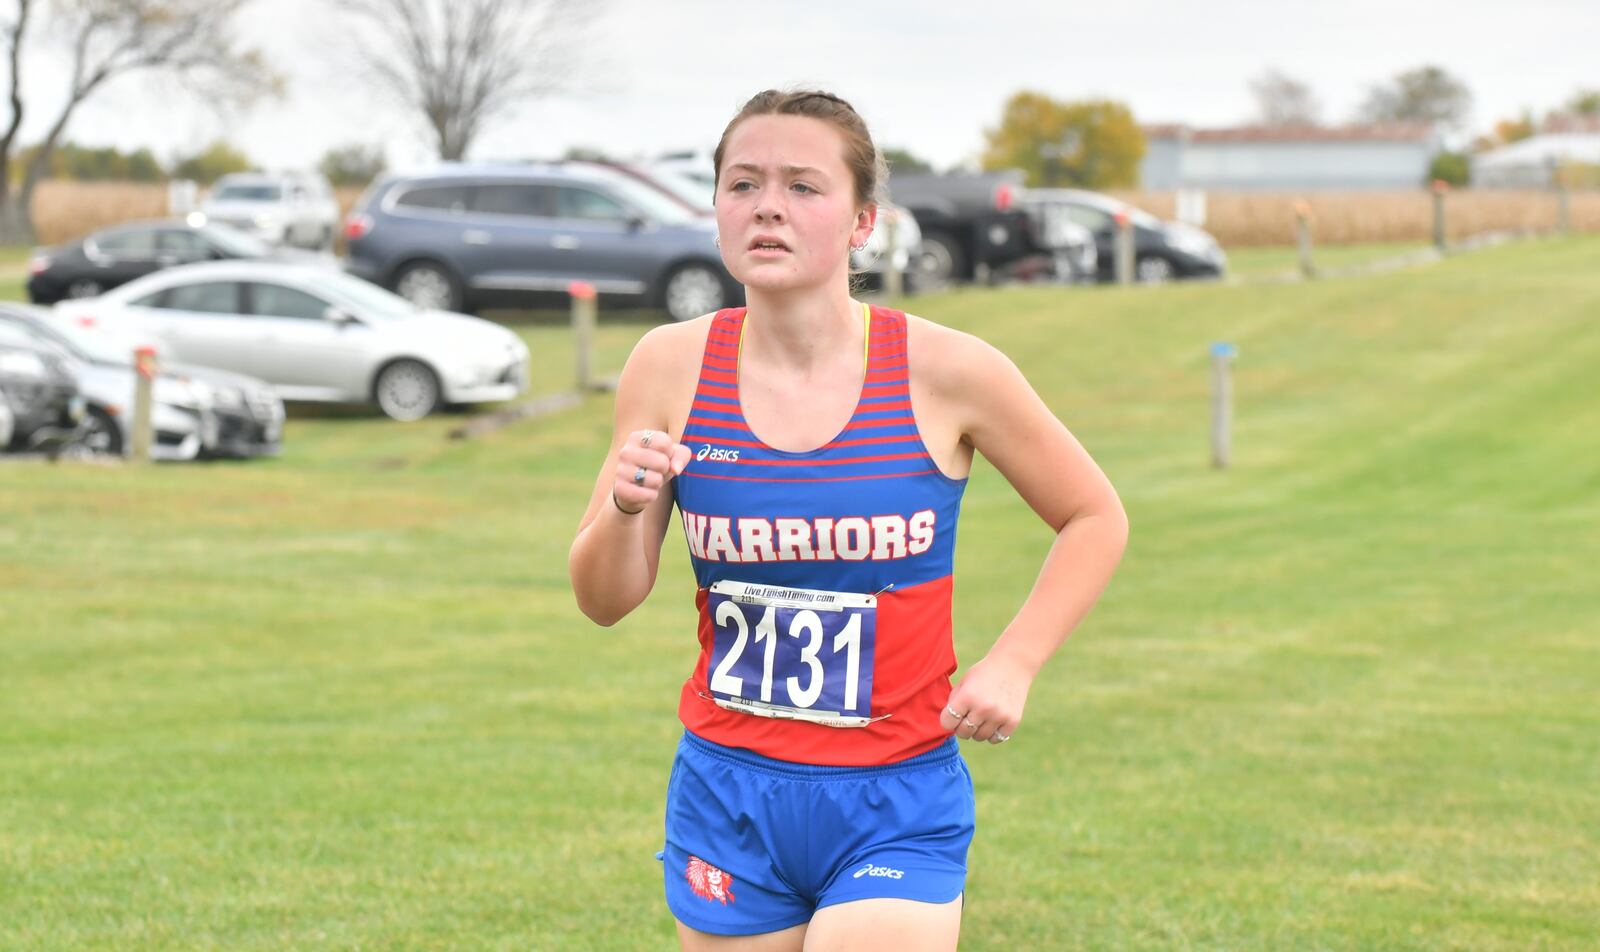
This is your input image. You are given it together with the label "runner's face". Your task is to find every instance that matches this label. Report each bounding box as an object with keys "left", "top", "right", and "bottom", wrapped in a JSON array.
[{"left": 715, "top": 115, "right": 874, "bottom": 292}]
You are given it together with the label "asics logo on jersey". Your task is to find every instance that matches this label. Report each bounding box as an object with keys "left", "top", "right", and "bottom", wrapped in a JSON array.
[
  {"left": 853, "top": 863, "right": 904, "bottom": 879},
  {"left": 697, "top": 444, "right": 740, "bottom": 462}
]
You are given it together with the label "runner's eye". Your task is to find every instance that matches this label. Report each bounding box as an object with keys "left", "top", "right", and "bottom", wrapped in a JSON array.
[{"left": 792, "top": 183, "right": 815, "bottom": 194}]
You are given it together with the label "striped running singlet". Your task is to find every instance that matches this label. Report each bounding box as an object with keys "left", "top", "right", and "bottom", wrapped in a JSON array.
[{"left": 673, "top": 303, "right": 967, "bottom": 766}]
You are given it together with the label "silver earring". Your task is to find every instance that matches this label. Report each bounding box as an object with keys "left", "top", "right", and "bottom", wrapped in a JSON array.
[
  {"left": 850, "top": 242, "right": 866, "bottom": 252},
  {"left": 714, "top": 235, "right": 721, "bottom": 248}
]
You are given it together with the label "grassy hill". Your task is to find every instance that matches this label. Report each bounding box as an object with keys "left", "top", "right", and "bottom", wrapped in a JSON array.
[{"left": 2, "top": 237, "right": 1596, "bottom": 949}]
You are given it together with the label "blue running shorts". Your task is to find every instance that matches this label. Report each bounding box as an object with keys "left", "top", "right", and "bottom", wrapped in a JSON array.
[{"left": 659, "top": 730, "right": 975, "bottom": 936}]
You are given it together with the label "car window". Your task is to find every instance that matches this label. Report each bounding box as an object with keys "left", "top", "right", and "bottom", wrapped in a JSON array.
[
  {"left": 214, "top": 184, "right": 282, "bottom": 201},
  {"left": 248, "top": 282, "right": 331, "bottom": 320},
  {"left": 153, "top": 281, "right": 243, "bottom": 315},
  {"left": 554, "top": 186, "right": 630, "bottom": 223},
  {"left": 394, "top": 185, "right": 471, "bottom": 214},
  {"left": 157, "top": 229, "right": 210, "bottom": 259},
  {"left": 470, "top": 183, "right": 554, "bottom": 218},
  {"left": 94, "top": 228, "right": 157, "bottom": 258},
  {"left": 1063, "top": 204, "right": 1113, "bottom": 232}
]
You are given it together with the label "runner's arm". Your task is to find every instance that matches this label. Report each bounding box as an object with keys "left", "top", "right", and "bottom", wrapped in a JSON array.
[{"left": 569, "top": 326, "right": 692, "bottom": 626}]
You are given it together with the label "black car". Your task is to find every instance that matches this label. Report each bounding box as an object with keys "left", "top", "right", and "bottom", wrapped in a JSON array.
[
  {"left": 27, "top": 219, "right": 287, "bottom": 304},
  {"left": 1023, "top": 189, "right": 1227, "bottom": 283},
  {"left": 0, "top": 338, "right": 85, "bottom": 452},
  {"left": 885, "top": 171, "right": 1084, "bottom": 287}
]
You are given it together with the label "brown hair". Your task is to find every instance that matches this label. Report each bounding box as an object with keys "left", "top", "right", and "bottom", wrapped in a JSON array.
[{"left": 712, "top": 89, "right": 886, "bottom": 209}]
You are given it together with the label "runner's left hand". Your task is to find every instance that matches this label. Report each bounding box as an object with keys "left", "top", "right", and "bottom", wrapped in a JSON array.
[{"left": 940, "top": 652, "right": 1033, "bottom": 744}]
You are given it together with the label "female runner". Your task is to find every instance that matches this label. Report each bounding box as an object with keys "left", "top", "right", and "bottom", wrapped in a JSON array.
[{"left": 570, "top": 89, "right": 1127, "bottom": 950}]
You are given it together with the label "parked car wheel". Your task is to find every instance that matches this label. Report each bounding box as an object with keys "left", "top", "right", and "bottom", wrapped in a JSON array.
[
  {"left": 374, "top": 359, "right": 441, "bottom": 421},
  {"left": 663, "top": 263, "right": 727, "bottom": 322},
  {"left": 1136, "top": 255, "right": 1175, "bottom": 285},
  {"left": 392, "top": 261, "right": 462, "bottom": 312},
  {"left": 81, "top": 406, "right": 124, "bottom": 456},
  {"left": 66, "top": 279, "right": 103, "bottom": 299},
  {"left": 912, "top": 232, "right": 963, "bottom": 290}
]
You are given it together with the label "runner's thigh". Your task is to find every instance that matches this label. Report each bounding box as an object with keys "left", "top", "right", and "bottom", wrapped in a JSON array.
[
  {"left": 801, "top": 896, "right": 961, "bottom": 952},
  {"left": 678, "top": 920, "right": 806, "bottom": 952}
]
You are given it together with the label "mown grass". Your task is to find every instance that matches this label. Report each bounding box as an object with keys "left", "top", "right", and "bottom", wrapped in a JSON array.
[
  {"left": 1224, "top": 240, "right": 1433, "bottom": 280},
  {"left": 2, "top": 237, "right": 1597, "bottom": 950}
]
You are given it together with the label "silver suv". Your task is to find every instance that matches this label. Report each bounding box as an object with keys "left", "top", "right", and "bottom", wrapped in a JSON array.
[
  {"left": 200, "top": 172, "right": 341, "bottom": 251},
  {"left": 342, "top": 163, "right": 740, "bottom": 322}
]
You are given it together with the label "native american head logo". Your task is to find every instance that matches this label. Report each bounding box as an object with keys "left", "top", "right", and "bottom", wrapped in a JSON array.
[{"left": 685, "top": 855, "right": 735, "bottom": 904}]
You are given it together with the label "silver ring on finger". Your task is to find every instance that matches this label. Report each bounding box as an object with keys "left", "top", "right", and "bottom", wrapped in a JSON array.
[
  {"left": 963, "top": 718, "right": 978, "bottom": 728},
  {"left": 992, "top": 733, "right": 1010, "bottom": 743},
  {"left": 946, "top": 706, "right": 965, "bottom": 720},
  {"left": 640, "top": 431, "right": 654, "bottom": 448},
  {"left": 633, "top": 466, "right": 647, "bottom": 485}
]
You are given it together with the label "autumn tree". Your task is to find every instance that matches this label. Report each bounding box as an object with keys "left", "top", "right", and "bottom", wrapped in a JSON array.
[
  {"left": 1357, "top": 65, "right": 1473, "bottom": 131},
  {"left": 981, "top": 92, "right": 1144, "bottom": 189},
  {"left": 1565, "top": 89, "right": 1600, "bottom": 117},
  {"left": 170, "top": 140, "right": 252, "bottom": 185},
  {"left": 319, "top": 143, "right": 386, "bottom": 187},
  {"left": 342, "top": 0, "right": 593, "bottom": 162},
  {"left": 0, "top": 0, "right": 276, "bottom": 243},
  {"left": 881, "top": 147, "right": 933, "bottom": 175},
  {"left": 1250, "top": 68, "right": 1321, "bottom": 126}
]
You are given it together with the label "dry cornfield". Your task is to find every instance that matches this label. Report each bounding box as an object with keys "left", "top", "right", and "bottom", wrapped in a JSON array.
[
  {"left": 22, "top": 179, "right": 1600, "bottom": 250},
  {"left": 1108, "top": 188, "right": 1600, "bottom": 247},
  {"left": 26, "top": 181, "right": 369, "bottom": 247}
]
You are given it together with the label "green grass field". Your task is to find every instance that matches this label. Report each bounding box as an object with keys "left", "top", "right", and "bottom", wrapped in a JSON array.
[{"left": 3, "top": 238, "right": 1598, "bottom": 950}]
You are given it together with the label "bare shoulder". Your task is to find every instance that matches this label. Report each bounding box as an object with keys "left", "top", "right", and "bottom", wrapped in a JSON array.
[
  {"left": 615, "top": 313, "right": 718, "bottom": 430},
  {"left": 903, "top": 312, "right": 1019, "bottom": 394}
]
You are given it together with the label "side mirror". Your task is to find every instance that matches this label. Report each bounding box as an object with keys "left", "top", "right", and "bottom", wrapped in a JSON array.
[
  {"left": 627, "top": 215, "right": 648, "bottom": 232},
  {"left": 323, "top": 306, "right": 358, "bottom": 326}
]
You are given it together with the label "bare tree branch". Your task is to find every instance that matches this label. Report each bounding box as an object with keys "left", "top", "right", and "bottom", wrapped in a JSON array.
[
  {"left": 0, "top": 0, "right": 280, "bottom": 243},
  {"left": 344, "top": 0, "right": 591, "bottom": 161}
]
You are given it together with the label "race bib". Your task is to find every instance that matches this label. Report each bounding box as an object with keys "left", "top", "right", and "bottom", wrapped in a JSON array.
[{"left": 706, "top": 580, "right": 878, "bottom": 727}]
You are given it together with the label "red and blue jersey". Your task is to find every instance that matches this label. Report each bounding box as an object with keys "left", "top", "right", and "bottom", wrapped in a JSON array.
[{"left": 673, "top": 304, "right": 967, "bottom": 766}]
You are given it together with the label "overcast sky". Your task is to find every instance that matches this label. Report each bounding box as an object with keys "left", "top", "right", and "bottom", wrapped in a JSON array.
[{"left": 27, "top": 0, "right": 1600, "bottom": 175}]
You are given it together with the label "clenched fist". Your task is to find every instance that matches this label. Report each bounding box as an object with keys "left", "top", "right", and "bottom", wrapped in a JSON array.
[{"left": 613, "top": 429, "right": 693, "bottom": 515}]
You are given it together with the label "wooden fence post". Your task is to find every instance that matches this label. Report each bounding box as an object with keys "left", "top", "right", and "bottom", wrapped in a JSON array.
[
  {"left": 1295, "top": 200, "right": 1316, "bottom": 279},
  {"left": 1210, "top": 342, "right": 1236, "bottom": 469},
  {"left": 131, "top": 345, "right": 158, "bottom": 463},
  {"left": 1431, "top": 179, "right": 1449, "bottom": 253},
  {"left": 1114, "top": 208, "right": 1134, "bottom": 285},
  {"left": 569, "top": 281, "right": 597, "bottom": 392}
]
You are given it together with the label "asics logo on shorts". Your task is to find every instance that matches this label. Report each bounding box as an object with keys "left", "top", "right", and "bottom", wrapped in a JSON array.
[
  {"left": 853, "top": 863, "right": 905, "bottom": 879},
  {"left": 697, "top": 444, "right": 740, "bottom": 462}
]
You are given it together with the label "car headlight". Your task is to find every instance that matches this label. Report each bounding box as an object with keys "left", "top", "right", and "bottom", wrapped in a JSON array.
[
  {"left": 0, "top": 352, "right": 48, "bottom": 378},
  {"left": 210, "top": 386, "right": 246, "bottom": 409},
  {"left": 1169, "top": 229, "right": 1217, "bottom": 259}
]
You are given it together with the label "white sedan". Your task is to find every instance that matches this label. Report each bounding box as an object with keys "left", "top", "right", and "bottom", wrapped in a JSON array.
[{"left": 55, "top": 261, "right": 530, "bottom": 420}]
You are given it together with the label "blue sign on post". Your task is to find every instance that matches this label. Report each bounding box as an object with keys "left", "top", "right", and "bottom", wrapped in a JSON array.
[{"left": 1211, "top": 342, "right": 1237, "bottom": 359}]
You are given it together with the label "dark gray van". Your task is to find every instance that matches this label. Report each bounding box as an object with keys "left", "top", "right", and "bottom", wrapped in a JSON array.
[{"left": 343, "top": 163, "right": 741, "bottom": 321}]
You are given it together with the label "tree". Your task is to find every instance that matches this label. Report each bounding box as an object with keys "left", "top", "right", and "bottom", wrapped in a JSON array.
[
  {"left": 0, "top": 0, "right": 277, "bottom": 242},
  {"left": 170, "top": 140, "right": 252, "bottom": 185},
  {"left": 1357, "top": 65, "right": 1473, "bottom": 131},
  {"left": 881, "top": 147, "right": 933, "bottom": 175},
  {"left": 319, "top": 143, "right": 386, "bottom": 187},
  {"left": 1249, "top": 68, "right": 1321, "bottom": 126},
  {"left": 981, "top": 92, "right": 1145, "bottom": 189},
  {"left": 1492, "top": 111, "right": 1536, "bottom": 146},
  {"left": 343, "top": 0, "right": 591, "bottom": 162},
  {"left": 1428, "top": 150, "right": 1470, "bottom": 187},
  {"left": 1566, "top": 89, "right": 1600, "bottom": 117}
]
